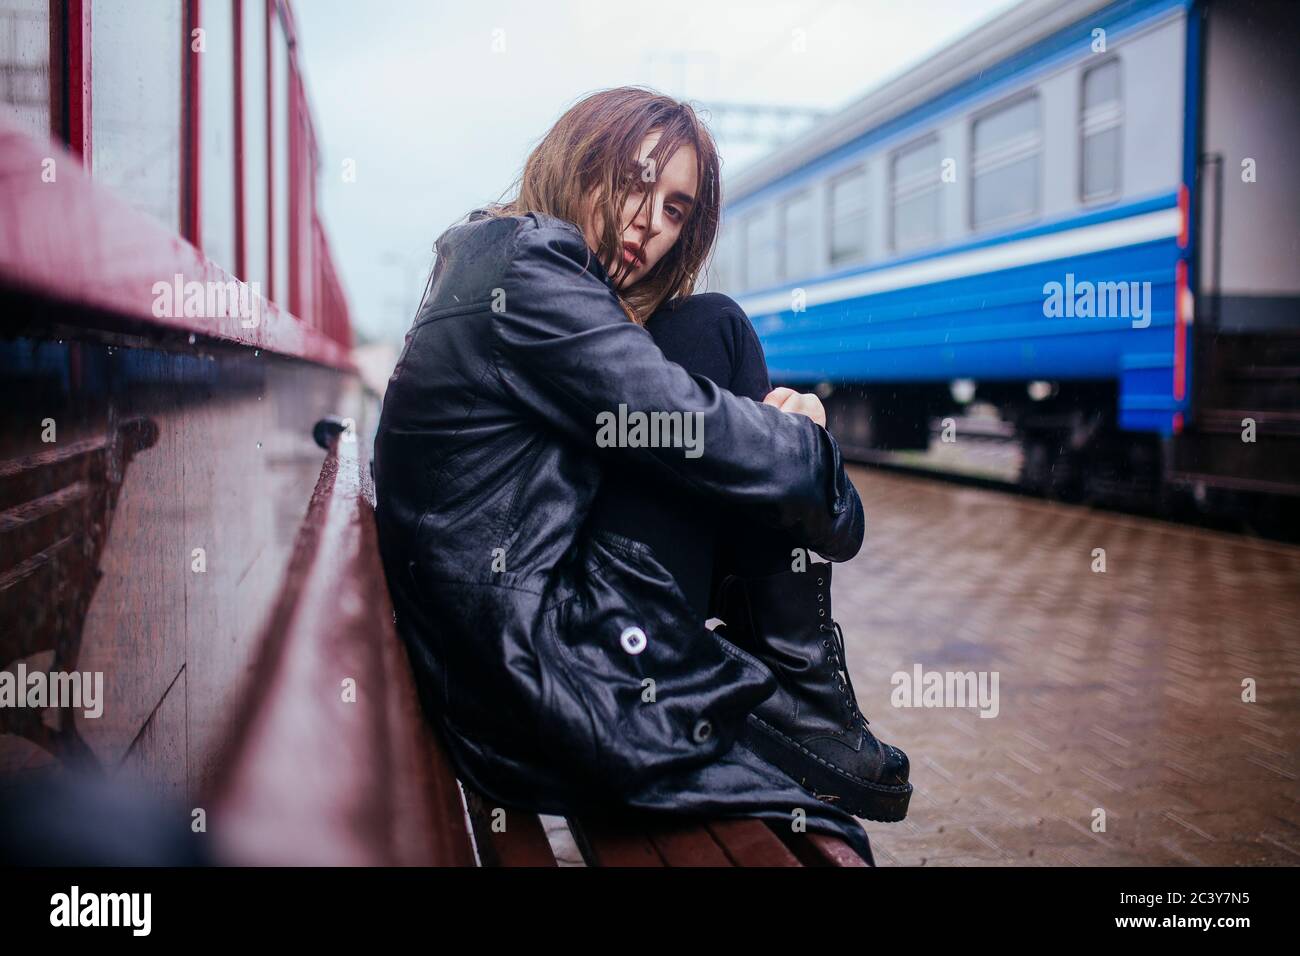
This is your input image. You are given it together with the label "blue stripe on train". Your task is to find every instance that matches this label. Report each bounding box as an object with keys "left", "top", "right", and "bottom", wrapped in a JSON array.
[{"left": 753, "top": 237, "right": 1185, "bottom": 436}]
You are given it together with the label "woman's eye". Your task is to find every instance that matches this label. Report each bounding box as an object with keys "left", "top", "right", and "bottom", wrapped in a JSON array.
[{"left": 666, "top": 205, "right": 683, "bottom": 221}]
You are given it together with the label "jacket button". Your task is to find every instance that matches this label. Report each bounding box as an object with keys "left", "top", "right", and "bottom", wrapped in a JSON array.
[
  {"left": 692, "top": 718, "right": 713, "bottom": 743},
  {"left": 620, "top": 626, "right": 648, "bottom": 655}
]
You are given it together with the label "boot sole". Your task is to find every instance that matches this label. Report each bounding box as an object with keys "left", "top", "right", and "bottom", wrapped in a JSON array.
[{"left": 742, "top": 714, "right": 913, "bottom": 823}]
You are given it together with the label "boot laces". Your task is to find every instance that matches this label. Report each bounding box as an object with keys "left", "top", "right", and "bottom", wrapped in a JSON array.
[{"left": 821, "top": 618, "right": 868, "bottom": 730}]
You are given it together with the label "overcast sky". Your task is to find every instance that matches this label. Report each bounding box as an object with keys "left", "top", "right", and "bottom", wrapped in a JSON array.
[{"left": 293, "top": 0, "right": 1022, "bottom": 344}]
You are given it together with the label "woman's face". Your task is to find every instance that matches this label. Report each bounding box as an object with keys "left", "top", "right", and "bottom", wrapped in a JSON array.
[{"left": 582, "top": 130, "right": 698, "bottom": 290}]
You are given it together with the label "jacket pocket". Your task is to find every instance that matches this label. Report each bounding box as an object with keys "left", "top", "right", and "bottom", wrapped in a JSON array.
[{"left": 540, "top": 529, "right": 776, "bottom": 796}]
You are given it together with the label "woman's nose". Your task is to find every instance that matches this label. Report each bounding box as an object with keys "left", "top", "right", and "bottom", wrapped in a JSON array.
[{"left": 639, "top": 196, "right": 665, "bottom": 240}]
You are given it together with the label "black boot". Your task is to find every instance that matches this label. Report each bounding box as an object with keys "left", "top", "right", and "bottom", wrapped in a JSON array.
[{"left": 714, "top": 561, "right": 913, "bottom": 822}]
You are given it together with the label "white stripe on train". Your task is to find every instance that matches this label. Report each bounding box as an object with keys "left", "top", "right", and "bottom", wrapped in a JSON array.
[{"left": 734, "top": 207, "right": 1182, "bottom": 318}]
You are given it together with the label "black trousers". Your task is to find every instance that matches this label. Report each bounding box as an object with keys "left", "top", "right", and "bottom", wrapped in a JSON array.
[{"left": 587, "top": 293, "right": 801, "bottom": 621}]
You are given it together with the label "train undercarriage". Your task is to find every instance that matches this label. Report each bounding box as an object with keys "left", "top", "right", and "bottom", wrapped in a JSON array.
[{"left": 820, "top": 345, "right": 1300, "bottom": 538}]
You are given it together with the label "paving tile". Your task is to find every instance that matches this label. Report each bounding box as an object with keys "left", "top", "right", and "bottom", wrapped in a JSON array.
[{"left": 836, "top": 467, "right": 1300, "bottom": 866}]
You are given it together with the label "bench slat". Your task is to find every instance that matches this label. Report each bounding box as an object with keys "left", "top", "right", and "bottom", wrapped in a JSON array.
[
  {"left": 567, "top": 817, "right": 666, "bottom": 867},
  {"left": 643, "top": 819, "right": 735, "bottom": 867},
  {"left": 769, "top": 825, "right": 873, "bottom": 867},
  {"left": 705, "top": 819, "right": 802, "bottom": 866},
  {"left": 382, "top": 627, "right": 476, "bottom": 866},
  {"left": 463, "top": 789, "right": 558, "bottom": 867},
  {"left": 806, "top": 832, "right": 872, "bottom": 867},
  {"left": 0, "top": 434, "right": 111, "bottom": 480},
  {"left": 0, "top": 481, "right": 90, "bottom": 534},
  {"left": 416, "top": 735, "right": 478, "bottom": 867}
]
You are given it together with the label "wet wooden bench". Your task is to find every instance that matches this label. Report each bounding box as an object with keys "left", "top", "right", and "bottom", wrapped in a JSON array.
[
  {"left": 0, "top": 415, "right": 159, "bottom": 769},
  {"left": 207, "top": 417, "right": 869, "bottom": 867}
]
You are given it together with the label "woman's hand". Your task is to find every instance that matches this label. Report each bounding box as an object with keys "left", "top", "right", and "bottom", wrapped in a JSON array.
[{"left": 763, "top": 387, "right": 826, "bottom": 429}]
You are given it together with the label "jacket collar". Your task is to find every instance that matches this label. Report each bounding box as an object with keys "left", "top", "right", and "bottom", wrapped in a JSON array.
[{"left": 462, "top": 207, "right": 617, "bottom": 292}]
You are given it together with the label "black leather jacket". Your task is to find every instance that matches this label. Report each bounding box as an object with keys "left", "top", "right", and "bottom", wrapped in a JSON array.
[{"left": 374, "top": 209, "right": 871, "bottom": 858}]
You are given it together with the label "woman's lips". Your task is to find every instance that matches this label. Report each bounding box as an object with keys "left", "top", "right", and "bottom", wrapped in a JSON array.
[{"left": 621, "top": 243, "right": 644, "bottom": 267}]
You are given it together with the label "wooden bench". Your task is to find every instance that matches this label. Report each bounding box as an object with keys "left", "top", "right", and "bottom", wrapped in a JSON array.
[
  {"left": 0, "top": 415, "right": 159, "bottom": 769},
  {"left": 206, "top": 417, "right": 871, "bottom": 867}
]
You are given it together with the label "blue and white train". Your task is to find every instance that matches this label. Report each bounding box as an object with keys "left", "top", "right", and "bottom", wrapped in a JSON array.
[{"left": 711, "top": 0, "right": 1300, "bottom": 512}]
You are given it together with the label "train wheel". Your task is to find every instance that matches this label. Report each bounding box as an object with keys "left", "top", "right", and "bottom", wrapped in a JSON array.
[
  {"left": 1019, "top": 433, "right": 1084, "bottom": 502},
  {"left": 1020, "top": 437, "right": 1053, "bottom": 496},
  {"left": 825, "top": 391, "right": 873, "bottom": 453}
]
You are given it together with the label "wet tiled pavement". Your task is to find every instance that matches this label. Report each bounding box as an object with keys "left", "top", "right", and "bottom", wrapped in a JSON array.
[{"left": 836, "top": 466, "right": 1300, "bottom": 866}]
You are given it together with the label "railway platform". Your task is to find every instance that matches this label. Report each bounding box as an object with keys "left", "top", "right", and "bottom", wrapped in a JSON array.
[{"left": 822, "top": 466, "right": 1299, "bottom": 866}]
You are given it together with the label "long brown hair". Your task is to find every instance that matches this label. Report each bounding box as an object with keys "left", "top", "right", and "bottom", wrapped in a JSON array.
[{"left": 481, "top": 86, "right": 721, "bottom": 325}]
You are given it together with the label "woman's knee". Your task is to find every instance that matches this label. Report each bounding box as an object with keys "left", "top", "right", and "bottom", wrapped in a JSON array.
[
  {"left": 650, "top": 291, "right": 744, "bottom": 335},
  {"left": 645, "top": 292, "right": 771, "bottom": 399}
]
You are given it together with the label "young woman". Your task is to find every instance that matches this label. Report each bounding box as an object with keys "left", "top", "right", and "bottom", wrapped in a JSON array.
[{"left": 373, "top": 87, "right": 910, "bottom": 860}]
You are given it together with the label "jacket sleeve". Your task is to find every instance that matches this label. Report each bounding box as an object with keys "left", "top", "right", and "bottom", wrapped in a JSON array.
[{"left": 487, "top": 216, "right": 864, "bottom": 562}]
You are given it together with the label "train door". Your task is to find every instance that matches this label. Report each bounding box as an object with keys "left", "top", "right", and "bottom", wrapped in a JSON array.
[{"left": 1177, "top": 0, "right": 1300, "bottom": 500}]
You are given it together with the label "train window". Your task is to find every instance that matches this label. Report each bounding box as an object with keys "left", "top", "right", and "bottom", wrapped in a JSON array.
[
  {"left": 0, "top": 0, "right": 52, "bottom": 139},
  {"left": 779, "top": 190, "right": 815, "bottom": 281},
  {"left": 828, "top": 165, "right": 868, "bottom": 267},
  {"left": 91, "top": 0, "right": 184, "bottom": 232},
  {"left": 271, "top": 10, "right": 289, "bottom": 305},
  {"left": 242, "top": 0, "right": 269, "bottom": 291},
  {"left": 200, "top": 0, "right": 236, "bottom": 271},
  {"left": 741, "top": 207, "right": 776, "bottom": 291},
  {"left": 970, "top": 92, "right": 1041, "bottom": 231},
  {"left": 1080, "top": 59, "right": 1122, "bottom": 203},
  {"left": 891, "top": 136, "right": 941, "bottom": 252}
]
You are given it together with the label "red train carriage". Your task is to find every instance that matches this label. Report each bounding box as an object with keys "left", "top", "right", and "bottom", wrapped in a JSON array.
[{"left": 0, "top": 0, "right": 367, "bottom": 808}]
